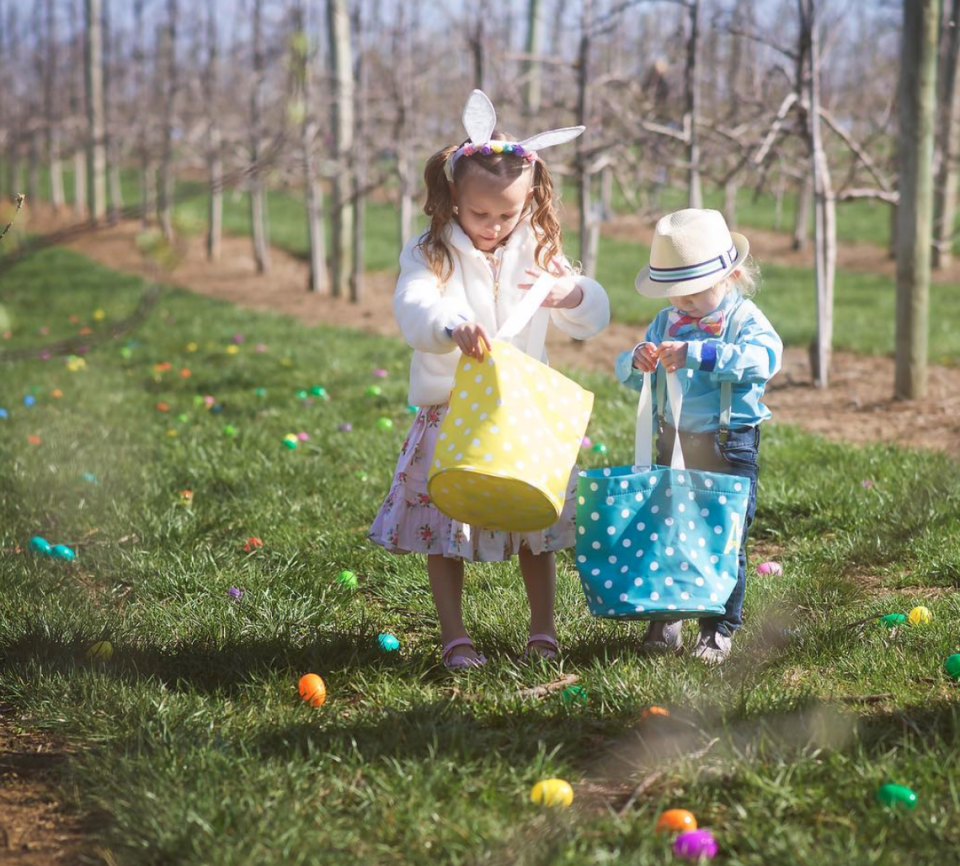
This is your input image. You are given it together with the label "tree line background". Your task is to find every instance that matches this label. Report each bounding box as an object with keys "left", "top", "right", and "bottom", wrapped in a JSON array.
[{"left": 0, "top": 0, "right": 947, "bottom": 395}]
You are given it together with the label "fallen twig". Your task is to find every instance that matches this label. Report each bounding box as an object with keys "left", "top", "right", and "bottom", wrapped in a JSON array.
[
  {"left": 618, "top": 737, "right": 720, "bottom": 817},
  {"left": 519, "top": 674, "right": 580, "bottom": 699}
]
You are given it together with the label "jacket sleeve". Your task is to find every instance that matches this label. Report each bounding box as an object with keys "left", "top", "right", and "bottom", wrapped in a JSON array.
[
  {"left": 683, "top": 304, "right": 783, "bottom": 383},
  {"left": 614, "top": 316, "right": 662, "bottom": 393},
  {"left": 548, "top": 266, "right": 611, "bottom": 340},
  {"left": 393, "top": 238, "right": 474, "bottom": 354}
]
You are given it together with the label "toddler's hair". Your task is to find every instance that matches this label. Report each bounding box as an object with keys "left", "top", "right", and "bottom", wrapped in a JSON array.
[
  {"left": 418, "top": 129, "right": 563, "bottom": 284},
  {"left": 714, "top": 254, "right": 760, "bottom": 298}
]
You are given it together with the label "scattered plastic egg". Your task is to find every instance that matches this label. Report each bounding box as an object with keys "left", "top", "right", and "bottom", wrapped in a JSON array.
[
  {"left": 227, "top": 587, "right": 244, "bottom": 601},
  {"left": 876, "top": 783, "right": 917, "bottom": 810},
  {"left": 298, "top": 673, "right": 327, "bottom": 707},
  {"left": 581, "top": 436, "right": 592, "bottom": 448},
  {"left": 310, "top": 386, "right": 328, "bottom": 398},
  {"left": 338, "top": 423, "right": 353, "bottom": 432},
  {"left": 656, "top": 809, "right": 697, "bottom": 833},
  {"left": 674, "top": 829, "right": 717, "bottom": 860},
  {"left": 561, "top": 684, "right": 588, "bottom": 706},
  {"left": 243, "top": 537, "right": 263, "bottom": 552},
  {"left": 29, "top": 536, "right": 52, "bottom": 555},
  {"left": 23, "top": 395, "right": 36, "bottom": 407},
  {"left": 51, "top": 544, "right": 76, "bottom": 561},
  {"left": 591, "top": 442, "right": 607, "bottom": 454},
  {"left": 223, "top": 424, "right": 238, "bottom": 437},
  {"left": 296, "top": 389, "right": 308, "bottom": 400},
  {"left": 756, "top": 561, "right": 782, "bottom": 576},
  {"left": 366, "top": 385, "right": 382, "bottom": 397},
  {"left": 282, "top": 438, "right": 298, "bottom": 450},
  {"left": 640, "top": 705, "right": 670, "bottom": 719},
  {"left": 908, "top": 606, "right": 932, "bottom": 626},
  {"left": 85, "top": 640, "right": 113, "bottom": 661},
  {"left": 378, "top": 633, "right": 400, "bottom": 652},
  {"left": 372, "top": 368, "right": 388, "bottom": 378},
  {"left": 0, "top": 408, "right": 7, "bottom": 419},
  {"left": 944, "top": 654, "right": 960, "bottom": 680},
  {"left": 879, "top": 613, "right": 906, "bottom": 628},
  {"left": 377, "top": 418, "right": 394, "bottom": 432},
  {"left": 530, "top": 779, "right": 573, "bottom": 808},
  {"left": 337, "top": 570, "right": 358, "bottom": 589},
  {"left": 297, "top": 431, "right": 310, "bottom": 441}
]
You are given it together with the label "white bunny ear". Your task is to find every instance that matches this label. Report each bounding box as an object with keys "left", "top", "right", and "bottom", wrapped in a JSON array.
[
  {"left": 462, "top": 90, "right": 497, "bottom": 144},
  {"left": 519, "top": 126, "right": 586, "bottom": 152}
]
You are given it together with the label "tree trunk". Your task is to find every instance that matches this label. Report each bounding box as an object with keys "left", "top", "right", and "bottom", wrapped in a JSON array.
[
  {"left": 73, "top": 148, "right": 86, "bottom": 215},
  {"left": 350, "top": 4, "right": 366, "bottom": 303},
  {"left": 724, "top": 179, "right": 738, "bottom": 229},
  {"left": 205, "top": 0, "right": 222, "bottom": 261},
  {"left": 45, "top": 0, "right": 64, "bottom": 208},
  {"left": 577, "top": 0, "right": 599, "bottom": 277},
  {"left": 249, "top": 0, "right": 270, "bottom": 273},
  {"left": 134, "top": 0, "right": 152, "bottom": 225},
  {"left": 27, "top": 132, "right": 40, "bottom": 205},
  {"left": 684, "top": 0, "right": 703, "bottom": 208},
  {"left": 395, "top": 4, "right": 415, "bottom": 247},
  {"left": 157, "top": 1, "right": 178, "bottom": 240},
  {"left": 327, "top": 0, "right": 354, "bottom": 298},
  {"left": 793, "top": 170, "right": 812, "bottom": 250},
  {"left": 102, "top": 0, "right": 120, "bottom": 224},
  {"left": 523, "top": 0, "right": 545, "bottom": 117},
  {"left": 932, "top": 0, "right": 960, "bottom": 268},
  {"left": 895, "top": 0, "right": 940, "bottom": 400},
  {"left": 84, "top": 0, "right": 107, "bottom": 221}
]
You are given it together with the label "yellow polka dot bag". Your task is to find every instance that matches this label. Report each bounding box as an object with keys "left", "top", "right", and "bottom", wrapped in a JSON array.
[
  {"left": 576, "top": 372, "right": 749, "bottom": 619},
  {"left": 427, "top": 274, "right": 594, "bottom": 532}
]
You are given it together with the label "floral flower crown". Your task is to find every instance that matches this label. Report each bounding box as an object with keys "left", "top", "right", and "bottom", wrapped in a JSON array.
[{"left": 443, "top": 90, "right": 585, "bottom": 182}]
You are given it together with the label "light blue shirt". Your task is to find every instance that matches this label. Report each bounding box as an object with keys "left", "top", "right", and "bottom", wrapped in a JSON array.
[{"left": 614, "top": 294, "right": 783, "bottom": 433}]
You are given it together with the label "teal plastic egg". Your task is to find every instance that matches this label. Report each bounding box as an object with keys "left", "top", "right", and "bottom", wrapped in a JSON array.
[
  {"left": 51, "top": 544, "right": 76, "bottom": 561},
  {"left": 377, "top": 633, "right": 400, "bottom": 652},
  {"left": 29, "top": 536, "right": 52, "bottom": 555}
]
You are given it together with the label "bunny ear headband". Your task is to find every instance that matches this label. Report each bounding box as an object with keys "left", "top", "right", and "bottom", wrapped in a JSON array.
[{"left": 443, "top": 89, "right": 585, "bottom": 181}]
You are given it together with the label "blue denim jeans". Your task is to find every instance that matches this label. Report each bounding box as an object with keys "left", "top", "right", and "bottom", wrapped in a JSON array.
[{"left": 656, "top": 423, "right": 761, "bottom": 636}]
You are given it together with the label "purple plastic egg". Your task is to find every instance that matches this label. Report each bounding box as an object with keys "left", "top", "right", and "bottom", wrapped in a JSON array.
[
  {"left": 338, "top": 423, "right": 353, "bottom": 432},
  {"left": 756, "top": 561, "right": 783, "bottom": 576},
  {"left": 673, "top": 829, "right": 718, "bottom": 860},
  {"left": 297, "top": 431, "right": 310, "bottom": 441}
]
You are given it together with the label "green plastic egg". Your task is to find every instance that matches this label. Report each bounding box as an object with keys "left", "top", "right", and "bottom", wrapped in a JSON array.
[
  {"left": 876, "top": 783, "right": 917, "bottom": 810},
  {"left": 337, "top": 570, "right": 358, "bottom": 589},
  {"left": 561, "top": 684, "right": 589, "bottom": 706},
  {"left": 944, "top": 654, "right": 960, "bottom": 680},
  {"left": 879, "top": 613, "right": 906, "bottom": 628},
  {"left": 377, "top": 418, "right": 394, "bottom": 432},
  {"left": 591, "top": 442, "right": 607, "bottom": 454}
]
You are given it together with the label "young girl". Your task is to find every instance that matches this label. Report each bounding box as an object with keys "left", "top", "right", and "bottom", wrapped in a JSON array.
[
  {"left": 369, "top": 91, "right": 610, "bottom": 670},
  {"left": 615, "top": 208, "right": 782, "bottom": 665}
]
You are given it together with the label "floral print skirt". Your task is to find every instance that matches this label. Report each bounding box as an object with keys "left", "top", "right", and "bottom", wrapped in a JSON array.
[{"left": 369, "top": 404, "right": 578, "bottom": 562}]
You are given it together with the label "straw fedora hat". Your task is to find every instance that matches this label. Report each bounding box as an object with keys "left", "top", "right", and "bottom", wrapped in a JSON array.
[{"left": 635, "top": 209, "right": 750, "bottom": 298}]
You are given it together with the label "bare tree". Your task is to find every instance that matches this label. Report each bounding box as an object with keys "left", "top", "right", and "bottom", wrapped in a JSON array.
[
  {"left": 393, "top": 2, "right": 417, "bottom": 247},
  {"left": 205, "top": 0, "right": 222, "bottom": 260},
  {"left": 577, "top": 0, "right": 599, "bottom": 276},
  {"left": 46, "top": 0, "right": 65, "bottom": 208},
  {"left": 84, "top": 0, "right": 107, "bottom": 220},
  {"left": 327, "top": 0, "right": 354, "bottom": 298},
  {"left": 71, "top": 0, "right": 86, "bottom": 216},
  {"left": 932, "top": 0, "right": 960, "bottom": 268},
  {"left": 134, "top": 0, "right": 153, "bottom": 225},
  {"left": 102, "top": 0, "right": 122, "bottom": 223},
  {"left": 896, "top": 0, "right": 940, "bottom": 400},
  {"left": 157, "top": 0, "right": 178, "bottom": 239},
  {"left": 249, "top": 0, "right": 271, "bottom": 273},
  {"left": 350, "top": 0, "right": 368, "bottom": 302},
  {"left": 291, "top": 0, "right": 326, "bottom": 291},
  {"left": 683, "top": 0, "right": 702, "bottom": 207},
  {"left": 523, "top": 0, "right": 545, "bottom": 116}
]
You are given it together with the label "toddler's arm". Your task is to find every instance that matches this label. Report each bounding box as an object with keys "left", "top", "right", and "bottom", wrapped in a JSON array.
[
  {"left": 614, "top": 316, "right": 663, "bottom": 393},
  {"left": 683, "top": 305, "right": 782, "bottom": 383},
  {"left": 394, "top": 239, "right": 473, "bottom": 354}
]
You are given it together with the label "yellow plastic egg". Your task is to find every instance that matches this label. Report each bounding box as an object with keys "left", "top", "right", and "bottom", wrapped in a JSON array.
[
  {"left": 86, "top": 640, "right": 114, "bottom": 662},
  {"left": 530, "top": 778, "right": 573, "bottom": 808},
  {"left": 908, "top": 606, "right": 932, "bottom": 626}
]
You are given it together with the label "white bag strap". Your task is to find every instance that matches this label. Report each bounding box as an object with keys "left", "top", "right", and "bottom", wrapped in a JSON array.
[
  {"left": 495, "top": 271, "right": 554, "bottom": 355},
  {"left": 635, "top": 371, "right": 685, "bottom": 470}
]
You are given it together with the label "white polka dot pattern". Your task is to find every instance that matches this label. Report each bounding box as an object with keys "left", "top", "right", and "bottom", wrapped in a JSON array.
[{"left": 428, "top": 340, "right": 594, "bottom": 532}]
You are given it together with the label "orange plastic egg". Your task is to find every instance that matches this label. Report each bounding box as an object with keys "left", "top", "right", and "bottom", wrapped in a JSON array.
[
  {"left": 298, "top": 673, "right": 326, "bottom": 707},
  {"left": 656, "top": 809, "right": 697, "bottom": 833},
  {"left": 640, "top": 705, "right": 670, "bottom": 719}
]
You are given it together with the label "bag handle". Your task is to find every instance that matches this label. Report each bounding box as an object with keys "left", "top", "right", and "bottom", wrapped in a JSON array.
[
  {"left": 635, "top": 371, "right": 685, "bottom": 470},
  {"left": 495, "top": 271, "right": 554, "bottom": 355}
]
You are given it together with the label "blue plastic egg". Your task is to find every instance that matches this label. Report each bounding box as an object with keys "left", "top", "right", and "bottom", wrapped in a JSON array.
[
  {"left": 377, "top": 633, "right": 400, "bottom": 652},
  {"left": 29, "top": 536, "right": 52, "bottom": 555},
  {"left": 0, "top": 408, "right": 8, "bottom": 419},
  {"left": 23, "top": 395, "right": 36, "bottom": 407},
  {"left": 51, "top": 544, "right": 76, "bottom": 561}
]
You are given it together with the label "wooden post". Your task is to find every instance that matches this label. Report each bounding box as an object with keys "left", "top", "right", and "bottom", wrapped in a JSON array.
[{"left": 896, "top": 0, "right": 941, "bottom": 400}]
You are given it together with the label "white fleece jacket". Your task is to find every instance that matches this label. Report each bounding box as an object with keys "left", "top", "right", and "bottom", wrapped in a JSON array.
[{"left": 394, "top": 220, "right": 610, "bottom": 406}]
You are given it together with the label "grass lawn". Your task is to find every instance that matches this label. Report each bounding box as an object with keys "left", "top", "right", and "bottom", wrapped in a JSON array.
[{"left": 2, "top": 247, "right": 960, "bottom": 864}]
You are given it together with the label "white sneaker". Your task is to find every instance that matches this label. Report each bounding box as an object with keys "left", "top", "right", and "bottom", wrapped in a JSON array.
[
  {"left": 691, "top": 628, "right": 733, "bottom": 665},
  {"left": 640, "top": 620, "right": 683, "bottom": 655}
]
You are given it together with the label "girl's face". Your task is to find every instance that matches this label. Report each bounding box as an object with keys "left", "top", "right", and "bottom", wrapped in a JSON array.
[
  {"left": 668, "top": 277, "right": 732, "bottom": 318},
  {"left": 451, "top": 168, "right": 533, "bottom": 252}
]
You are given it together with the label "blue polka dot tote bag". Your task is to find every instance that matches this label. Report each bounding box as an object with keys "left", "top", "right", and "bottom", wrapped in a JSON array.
[{"left": 576, "top": 371, "right": 749, "bottom": 620}]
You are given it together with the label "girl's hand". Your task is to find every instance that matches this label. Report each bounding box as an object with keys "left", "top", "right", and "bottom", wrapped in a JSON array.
[
  {"left": 657, "top": 340, "right": 688, "bottom": 373},
  {"left": 517, "top": 257, "right": 583, "bottom": 309},
  {"left": 632, "top": 342, "right": 658, "bottom": 372},
  {"left": 452, "top": 321, "right": 492, "bottom": 360}
]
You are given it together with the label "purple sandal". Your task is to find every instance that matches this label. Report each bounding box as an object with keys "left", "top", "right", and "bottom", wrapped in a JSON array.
[
  {"left": 442, "top": 637, "right": 488, "bottom": 671},
  {"left": 523, "top": 633, "right": 560, "bottom": 661}
]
